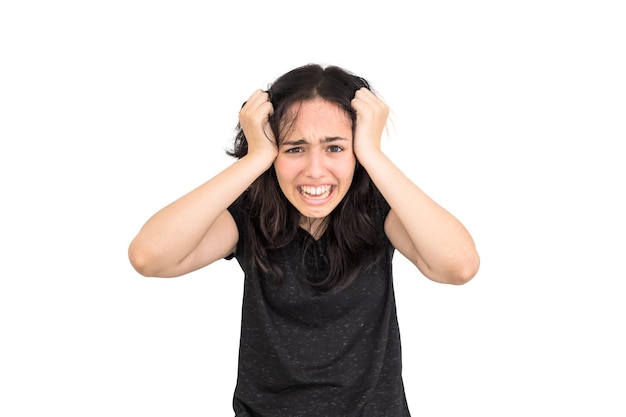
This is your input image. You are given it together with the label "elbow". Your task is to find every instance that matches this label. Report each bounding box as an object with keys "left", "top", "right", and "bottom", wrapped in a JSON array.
[
  {"left": 128, "top": 244, "right": 151, "bottom": 277},
  {"left": 448, "top": 250, "right": 480, "bottom": 285},
  {"left": 426, "top": 249, "right": 479, "bottom": 285},
  {"left": 128, "top": 240, "right": 164, "bottom": 278}
]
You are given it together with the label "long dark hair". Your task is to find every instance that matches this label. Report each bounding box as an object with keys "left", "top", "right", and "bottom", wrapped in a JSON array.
[{"left": 227, "top": 64, "right": 386, "bottom": 293}]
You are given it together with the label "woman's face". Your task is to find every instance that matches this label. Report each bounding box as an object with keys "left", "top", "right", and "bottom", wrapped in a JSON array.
[{"left": 274, "top": 98, "right": 356, "bottom": 225}]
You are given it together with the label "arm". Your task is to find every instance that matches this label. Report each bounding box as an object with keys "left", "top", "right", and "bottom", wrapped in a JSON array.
[
  {"left": 128, "top": 90, "right": 277, "bottom": 278},
  {"left": 351, "top": 88, "right": 479, "bottom": 284}
]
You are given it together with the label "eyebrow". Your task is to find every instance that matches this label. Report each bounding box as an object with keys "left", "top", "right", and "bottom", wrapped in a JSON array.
[{"left": 281, "top": 137, "right": 349, "bottom": 147}]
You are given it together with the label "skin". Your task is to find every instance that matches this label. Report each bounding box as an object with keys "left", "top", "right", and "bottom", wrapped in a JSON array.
[{"left": 128, "top": 88, "right": 480, "bottom": 284}]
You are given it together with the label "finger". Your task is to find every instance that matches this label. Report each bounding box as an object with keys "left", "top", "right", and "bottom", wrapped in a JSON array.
[
  {"left": 353, "top": 90, "right": 388, "bottom": 119},
  {"left": 241, "top": 90, "right": 267, "bottom": 111},
  {"left": 355, "top": 88, "right": 383, "bottom": 108}
]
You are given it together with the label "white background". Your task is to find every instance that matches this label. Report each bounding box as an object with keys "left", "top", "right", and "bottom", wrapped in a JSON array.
[{"left": 1, "top": 1, "right": 624, "bottom": 416}]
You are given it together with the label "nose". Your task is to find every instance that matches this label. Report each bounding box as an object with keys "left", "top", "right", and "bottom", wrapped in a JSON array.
[{"left": 304, "top": 149, "right": 325, "bottom": 179}]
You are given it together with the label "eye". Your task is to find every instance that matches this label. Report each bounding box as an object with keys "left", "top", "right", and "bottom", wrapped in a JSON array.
[
  {"left": 285, "top": 147, "right": 304, "bottom": 153},
  {"left": 327, "top": 145, "right": 343, "bottom": 153}
]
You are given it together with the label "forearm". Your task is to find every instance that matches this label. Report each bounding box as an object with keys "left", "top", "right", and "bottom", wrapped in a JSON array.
[
  {"left": 360, "top": 151, "right": 479, "bottom": 282},
  {"left": 128, "top": 151, "right": 274, "bottom": 273}
]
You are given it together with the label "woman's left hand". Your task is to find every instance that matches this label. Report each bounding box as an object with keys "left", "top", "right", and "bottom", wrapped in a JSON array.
[{"left": 351, "top": 87, "right": 390, "bottom": 162}]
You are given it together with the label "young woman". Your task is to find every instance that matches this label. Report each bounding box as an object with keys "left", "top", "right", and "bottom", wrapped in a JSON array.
[{"left": 128, "top": 64, "right": 479, "bottom": 417}]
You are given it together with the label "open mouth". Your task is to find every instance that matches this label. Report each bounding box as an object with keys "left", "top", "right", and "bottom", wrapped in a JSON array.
[{"left": 298, "top": 185, "right": 333, "bottom": 199}]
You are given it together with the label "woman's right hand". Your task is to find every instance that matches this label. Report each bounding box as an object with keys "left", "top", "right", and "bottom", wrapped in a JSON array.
[{"left": 238, "top": 89, "right": 278, "bottom": 161}]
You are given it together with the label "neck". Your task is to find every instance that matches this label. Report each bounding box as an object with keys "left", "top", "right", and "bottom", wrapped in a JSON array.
[{"left": 300, "top": 216, "right": 327, "bottom": 240}]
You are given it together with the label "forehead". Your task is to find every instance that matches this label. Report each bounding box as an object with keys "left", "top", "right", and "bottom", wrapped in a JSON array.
[{"left": 284, "top": 98, "right": 352, "bottom": 136}]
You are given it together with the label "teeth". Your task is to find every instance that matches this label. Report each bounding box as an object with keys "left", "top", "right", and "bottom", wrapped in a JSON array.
[{"left": 299, "top": 185, "right": 332, "bottom": 197}]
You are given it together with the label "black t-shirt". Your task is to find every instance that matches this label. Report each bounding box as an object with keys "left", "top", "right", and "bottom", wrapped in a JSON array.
[{"left": 227, "top": 191, "right": 411, "bottom": 417}]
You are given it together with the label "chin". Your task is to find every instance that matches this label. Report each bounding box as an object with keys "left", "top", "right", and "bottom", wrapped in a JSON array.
[
  {"left": 302, "top": 198, "right": 343, "bottom": 218},
  {"left": 299, "top": 207, "right": 333, "bottom": 220}
]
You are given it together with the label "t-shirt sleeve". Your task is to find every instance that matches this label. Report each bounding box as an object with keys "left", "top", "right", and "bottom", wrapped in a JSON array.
[
  {"left": 225, "top": 192, "right": 248, "bottom": 261},
  {"left": 371, "top": 188, "right": 394, "bottom": 252},
  {"left": 373, "top": 188, "right": 391, "bottom": 228}
]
